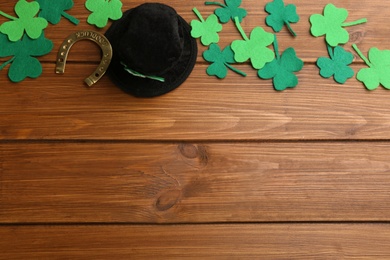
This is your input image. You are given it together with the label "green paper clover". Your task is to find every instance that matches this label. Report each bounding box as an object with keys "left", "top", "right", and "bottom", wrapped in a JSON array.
[
  {"left": 310, "top": 4, "right": 367, "bottom": 47},
  {"left": 258, "top": 35, "right": 303, "bottom": 91},
  {"left": 205, "top": 0, "right": 247, "bottom": 23},
  {"left": 85, "top": 0, "right": 123, "bottom": 28},
  {"left": 37, "top": 0, "right": 79, "bottom": 25},
  {"left": 0, "top": 0, "right": 48, "bottom": 42},
  {"left": 191, "top": 8, "right": 222, "bottom": 46},
  {"left": 316, "top": 45, "right": 354, "bottom": 84},
  {"left": 203, "top": 43, "right": 246, "bottom": 78},
  {"left": 265, "top": 0, "right": 299, "bottom": 36},
  {"left": 352, "top": 44, "right": 390, "bottom": 90},
  {"left": 0, "top": 33, "right": 53, "bottom": 82},
  {"left": 231, "top": 17, "right": 275, "bottom": 70}
]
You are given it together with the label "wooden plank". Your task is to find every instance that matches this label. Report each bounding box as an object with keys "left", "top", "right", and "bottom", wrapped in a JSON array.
[
  {"left": 1, "top": 224, "right": 390, "bottom": 258},
  {"left": 0, "top": 0, "right": 388, "bottom": 62},
  {"left": 2, "top": 142, "right": 390, "bottom": 223},
  {"left": 1, "top": 63, "right": 390, "bottom": 140}
]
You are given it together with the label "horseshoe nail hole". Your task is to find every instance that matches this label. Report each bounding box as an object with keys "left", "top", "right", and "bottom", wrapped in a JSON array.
[
  {"left": 62, "top": 45, "right": 67, "bottom": 49},
  {"left": 99, "top": 67, "right": 104, "bottom": 71},
  {"left": 60, "top": 52, "right": 64, "bottom": 56},
  {"left": 67, "top": 39, "right": 72, "bottom": 43},
  {"left": 58, "top": 58, "right": 64, "bottom": 63},
  {"left": 95, "top": 73, "right": 100, "bottom": 77}
]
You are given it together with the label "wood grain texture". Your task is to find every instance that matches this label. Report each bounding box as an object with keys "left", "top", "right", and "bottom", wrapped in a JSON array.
[
  {"left": 1, "top": 64, "right": 390, "bottom": 140},
  {"left": 1, "top": 0, "right": 390, "bottom": 258},
  {"left": 1, "top": 224, "right": 390, "bottom": 259},
  {"left": 1, "top": 142, "right": 390, "bottom": 223}
]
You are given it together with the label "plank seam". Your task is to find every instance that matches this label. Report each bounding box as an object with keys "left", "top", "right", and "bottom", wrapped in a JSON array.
[
  {"left": 1, "top": 221, "right": 390, "bottom": 226},
  {"left": 1, "top": 139, "right": 390, "bottom": 144}
]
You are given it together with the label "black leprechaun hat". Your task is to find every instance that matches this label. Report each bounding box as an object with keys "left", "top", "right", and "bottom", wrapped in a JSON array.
[{"left": 105, "top": 3, "right": 198, "bottom": 97}]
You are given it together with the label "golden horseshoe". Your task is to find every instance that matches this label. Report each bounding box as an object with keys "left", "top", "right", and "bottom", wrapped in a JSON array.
[{"left": 55, "top": 30, "right": 113, "bottom": 87}]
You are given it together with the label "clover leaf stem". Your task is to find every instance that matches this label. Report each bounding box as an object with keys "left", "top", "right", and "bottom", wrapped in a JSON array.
[
  {"left": 193, "top": 8, "right": 205, "bottom": 22},
  {"left": 285, "top": 21, "right": 297, "bottom": 37},
  {"left": 225, "top": 63, "right": 247, "bottom": 77},
  {"left": 352, "top": 44, "right": 372, "bottom": 67},
  {"left": 342, "top": 18, "right": 367, "bottom": 27},
  {"left": 0, "top": 10, "right": 17, "bottom": 20},
  {"left": 273, "top": 34, "right": 280, "bottom": 60},
  {"left": 0, "top": 57, "right": 15, "bottom": 71},
  {"left": 205, "top": 2, "right": 226, "bottom": 8},
  {"left": 61, "top": 11, "right": 80, "bottom": 25},
  {"left": 234, "top": 16, "right": 249, "bottom": 41}
]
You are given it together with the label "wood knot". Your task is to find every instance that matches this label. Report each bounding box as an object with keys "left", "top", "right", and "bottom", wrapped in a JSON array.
[
  {"left": 178, "top": 143, "right": 198, "bottom": 158},
  {"left": 349, "top": 30, "right": 365, "bottom": 43},
  {"left": 345, "top": 127, "right": 357, "bottom": 136},
  {"left": 178, "top": 144, "right": 209, "bottom": 166},
  {"left": 155, "top": 189, "right": 181, "bottom": 211}
]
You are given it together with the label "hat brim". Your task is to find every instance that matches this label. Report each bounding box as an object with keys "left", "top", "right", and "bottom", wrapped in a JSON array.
[{"left": 105, "top": 8, "right": 197, "bottom": 97}]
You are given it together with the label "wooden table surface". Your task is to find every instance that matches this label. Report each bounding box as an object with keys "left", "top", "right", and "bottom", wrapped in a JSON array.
[{"left": 1, "top": 0, "right": 390, "bottom": 258}]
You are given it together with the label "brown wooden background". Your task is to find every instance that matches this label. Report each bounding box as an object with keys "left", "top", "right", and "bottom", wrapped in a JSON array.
[{"left": 1, "top": 0, "right": 390, "bottom": 258}]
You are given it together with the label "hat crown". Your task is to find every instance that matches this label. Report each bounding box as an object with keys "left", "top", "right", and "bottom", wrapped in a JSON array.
[{"left": 117, "top": 3, "right": 184, "bottom": 76}]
